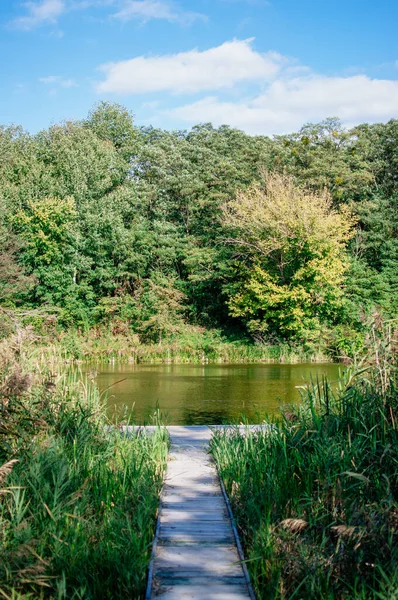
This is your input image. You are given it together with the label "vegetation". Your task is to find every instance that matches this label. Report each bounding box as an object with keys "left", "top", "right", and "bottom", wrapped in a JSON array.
[
  {"left": 0, "top": 106, "right": 397, "bottom": 597},
  {"left": 0, "top": 329, "right": 168, "bottom": 599},
  {"left": 223, "top": 172, "right": 356, "bottom": 342},
  {"left": 1, "top": 107, "right": 397, "bottom": 359},
  {"left": 1, "top": 107, "right": 397, "bottom": 598},
  {"left": 211, "top": 319, "right": 398, "bottom": 599}
]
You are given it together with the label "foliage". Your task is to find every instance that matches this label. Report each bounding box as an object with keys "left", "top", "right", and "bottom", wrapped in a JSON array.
[
  {"left": 85, "top": 101, "right": 138, "bottom": 161},
  {"left": 269, "top": 118, "right": 375, "bottom": 202},
  {"left": 0, "top": 227, "right": 35, "bottom": 305},
  {"left": 223, "top": 172, "right": 355, "bottom": 341},
  {"left": 211, "top": 321, "right": 398, "bottom": 599},
  {"left": 0, "top": 108, "right": 397, "bottom": 355},
  {"left": 0, "top": 334, "right": 168, "bottom": 599}
]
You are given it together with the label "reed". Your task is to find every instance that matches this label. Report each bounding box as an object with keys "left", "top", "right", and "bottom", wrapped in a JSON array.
[
  {"left": 211, "top": 326, "right": 398, "bottom": 599},
  {"left": 29, "top": 325, "right": 330, "bottom": 365},
  {"left": 0, "top": 339, "right": 168, "bottom": 599}
]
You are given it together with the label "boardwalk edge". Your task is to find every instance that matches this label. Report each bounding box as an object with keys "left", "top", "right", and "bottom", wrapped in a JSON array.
[{"left": 216, "top": 453, "right": 257, "bottom": 600}]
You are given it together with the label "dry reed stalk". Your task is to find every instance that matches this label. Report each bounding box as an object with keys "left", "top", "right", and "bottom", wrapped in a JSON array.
[
  {"left": 0, "top": 458, "right": 18, "bottom": 486},
  {"left": 279, "top": 518, "right": 308, "bottom": 533},
  {"left": 330, "top": 525, "right": 363, "bottom": 539}
]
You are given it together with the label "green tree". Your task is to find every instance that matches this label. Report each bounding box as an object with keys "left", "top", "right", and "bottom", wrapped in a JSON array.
[
  {"left": 345, "top": 121, "right": 398, "bottom": 317},
  {"left": 223, "top": 173, "right": 355, "bottom": 341},
  {"left": 269, "top": 118, "right": 374, "bottom": 203},
  {"left": 0, "top": 228, "right": 35, "bottom": 305},
  {"left": 85, "top": 101, "right": 139, "bottom": 161},
  {"left": 9, "top": 197, "right": 80, "bottom": 310},
  {"left": 137, "top": 274, "right": 187, "bottom": 344},
  {"left": 34, "top": 121, "right": 127, "bottom": 207}
]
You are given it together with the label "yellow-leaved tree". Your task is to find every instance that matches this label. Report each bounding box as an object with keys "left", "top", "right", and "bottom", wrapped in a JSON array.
[{"left": 222, "top": 172, "right": 356, "bottom": 342}]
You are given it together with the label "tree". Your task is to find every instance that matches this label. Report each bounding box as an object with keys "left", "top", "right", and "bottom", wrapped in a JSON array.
[
  {"left": 137, "top": 274, "right": 187, "bottom": 344},
  {"left": 34, "top": 121, "right": 127, "bottom": 207},
  {"left": 0, "top": 125, "right": 44, "bottom": 212},
  {"left": 269, "top": 118, "right": 374, "bottom": 203},
  {"left": 0, "top": 228, "right": 35, "bottom": 304},
  {"left": 132, "top": 123, "right": 272, "bottom": 326},
  {"left": 85, "top": 102, "right": 139, "bottom": 162},
  {"left": 223, "top": 173, "right": 356, "bottom": 341},
  {"left": 344, "top": 121, "right": 398, "bottom": 317},
  {"left": 354, "top": 119, "right": 398, "bottom": 197},
  {"left": 9, "top": 197, "right": 78, "bottom": 309}
]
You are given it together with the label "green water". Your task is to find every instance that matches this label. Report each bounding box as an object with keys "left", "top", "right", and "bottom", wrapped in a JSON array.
[{"left": 88, "top": 362, "right": 342, "bottom": 425}]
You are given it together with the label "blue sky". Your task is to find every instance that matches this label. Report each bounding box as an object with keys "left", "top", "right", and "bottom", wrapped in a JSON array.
[{"left": 1, "top": 0, "right": 397, "bottom": 135}]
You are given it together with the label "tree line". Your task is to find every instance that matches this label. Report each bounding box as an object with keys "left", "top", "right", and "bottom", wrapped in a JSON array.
[{"left": 1, "top": 103, "right": 397, "bottom": 356}]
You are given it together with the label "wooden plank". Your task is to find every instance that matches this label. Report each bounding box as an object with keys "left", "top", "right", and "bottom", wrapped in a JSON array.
[
  {"left": 161, "top": 510, "right": 227, "bottom": 522},
  {"left": 160, "top": 537, "right": 235, "bottom": 546},
  {"left": 162, "top": 495, "right": 225, "bottom": 504},
  {"left": 116, "top": 424, "right": 270, "bottom": 437},
  {"left": 160, "top": 522, "right": 232, "bottom": 533},
  {"left": 163, "top": 488, "right": 224, "bottom": 497},
  {"left": 155, "top": 575, "right": 247, "bottom": 585},
  {"left": 153, "top": 584, "right": 250, "bottom": 599},
  {"left": 166, "top": 467, "right": 216, "bottom": 477},
  {"left": 155, "top": 546, "right": 243, "bottom": 574},
  {"left": 162, "top": 498, "right": 226, "bottom": 509},
  {"left": 165, "top": 476, "right": 220, "bottom": 486}
]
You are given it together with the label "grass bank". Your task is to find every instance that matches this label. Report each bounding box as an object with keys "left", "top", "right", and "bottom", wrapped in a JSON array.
[
  {"left": 0, "top": 333, "right": 168, "bottom": 599},
  {"left": 211, "top": 327, "right": 398, "bottom": 599},
  {"left": 30, "top": 325, "right": 331, "bottom": 365}
]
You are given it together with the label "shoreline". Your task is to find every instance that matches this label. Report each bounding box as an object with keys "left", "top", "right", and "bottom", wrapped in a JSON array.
[{"left": 32, "top": 333, "right": 336, "bottom": 365}]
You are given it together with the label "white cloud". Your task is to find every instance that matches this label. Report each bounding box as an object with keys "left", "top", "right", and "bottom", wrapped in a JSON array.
[
  {"left": 11, "top": 0, "right": 206, "bottom": 30},
  {"left": 12, "top": 0, "right": 66, "bottom": 30},
  {"left": 97, "top": 39, "right": 285, "bottom": 95},
  {"left": 112, "top": 0, "right": 206, "bottom": 24},
  {"left": 166, "top": 75, "right": 398, "bottom": 135},
  {"left": 39, "top": 75, "right": 78, "bottom": 87},
  {"left": 96, "top": 38, "right": 398, "bottom": 132}
]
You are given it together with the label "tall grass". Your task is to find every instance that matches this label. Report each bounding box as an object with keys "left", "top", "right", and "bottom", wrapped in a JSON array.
[
  {"left": 0, "top": 308, "right": 332, "bottom": 365},
  {"left": 30, "top": 325, "right": 329, "bottom": 365},
  {"left": 0, "top": 332, "right": 168, "bottom": 599},
  {"left": 211, "top": 322, "right": 398, "bottom": 599}
]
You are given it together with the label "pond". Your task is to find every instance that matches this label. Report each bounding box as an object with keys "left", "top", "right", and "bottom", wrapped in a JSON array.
[{"left": 87, "top": 362, "right": 342, "bottom": 425}]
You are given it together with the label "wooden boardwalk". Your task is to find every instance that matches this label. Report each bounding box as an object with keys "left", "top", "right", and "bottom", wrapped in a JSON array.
[{"left": 146, "top": 426, "right": 255, "bottom": 600}]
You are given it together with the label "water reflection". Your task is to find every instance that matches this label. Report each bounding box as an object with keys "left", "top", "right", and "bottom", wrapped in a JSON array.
[{"left": 85, "top": 362, "right": 341, "bottom": 425}]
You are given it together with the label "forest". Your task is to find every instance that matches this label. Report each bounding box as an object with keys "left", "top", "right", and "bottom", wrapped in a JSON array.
[{"left": 1, "top": 103, "right": 397, "bottom": 360}]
